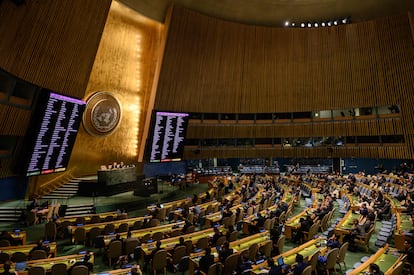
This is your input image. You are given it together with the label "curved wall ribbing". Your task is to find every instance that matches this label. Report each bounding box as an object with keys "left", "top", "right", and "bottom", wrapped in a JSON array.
[{"left": 155, "top": 6, "right": 414, "bottom": 160}]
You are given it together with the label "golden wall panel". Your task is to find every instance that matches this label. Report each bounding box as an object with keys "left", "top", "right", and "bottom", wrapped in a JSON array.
[
  {"left": 0, "top": 0, "right": 112, "bottom": 96},
  {"left": 67, "top": 2, "right": 163, "bottom": 177},
  {"left": 0, "top": 0, "right": 111, "bottom": 180},
  {"left": 156, "top": 6, "right": 414, "bottom": 159}
]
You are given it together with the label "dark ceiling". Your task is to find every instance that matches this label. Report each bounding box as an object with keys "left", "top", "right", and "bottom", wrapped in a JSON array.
[{"left": 118, "top": 0, "right": 414, "bottom": 26}]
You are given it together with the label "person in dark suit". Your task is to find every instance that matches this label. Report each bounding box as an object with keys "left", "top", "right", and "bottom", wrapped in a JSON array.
[
  {"left": 199, "top": 247, "right": 215, "bottom": 274},
  {"left": 1, "top": 261, "right": 16, "bottom": 275},
  {"left": 218, "top": 241, "right": 233, "bottom": 263},
  {"left": 210, "top": 226, "right": 223, "bottom": 246},
  {"left": 29, "top": 239, "right": 50, "bottom": 257},
  {"left": 291, "top": 254, "right": 307, "bottom": 275},
  {"left": 377, "top": 199, "right": 391, "bottom": 220},
  {"left": 267, "top": 258, "right": 283, "bottom": 275},
  {"left": 402, "top": 239, "right": 414, "bottom": 264}
]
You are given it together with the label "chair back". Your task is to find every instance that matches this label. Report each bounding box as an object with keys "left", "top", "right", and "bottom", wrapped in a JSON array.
[
  {"left": 75, "top": 217, "right": 86, "bottom": 225},
  {"left": 185, "top": 225, "right": 195, "bottom": 234},
  {"left": 90, "top": 215, "right": 101, "bottom": 224},
  {"left": 30, "top": 249, "right": 47, "bottom": 260},
  {"left": 260, "top": 240, "right": 272, "bottom": 258},
  {"left": 184, "top": 239, "right": 194, "bottom": 254},
  {"left": 133, "top": 220, "right": 143, "bottom": 230},
  {"left": 324, "top": 248, "right": 339, "bottom": 269},
  {"left": 263, "top": 219, "right": 272, "bottom": 230},
  {"left": 277, "top": 235, "right": 286, "bottom": 254},
  {"left": 177, "top": 255, "right": 190, "bottom": 272},
  {"left": 152, "top": 231, "right": 164, "bottom": 241},
  {"left": 74, "top": 227, "right": 86, "bottom": 245},
  {"left": 107, "top": 240, "right": 123, "bottom": 265},
  {"left": 337, "top": 242, "right": 349, "bottom": 263},
  {"left": 104, "top": 224, "right": 115, "bottom": 235},
  {"left": 197, "top": 237, "right": 209, "bottom": 250},
  {"left": 88, "top": 227, "right": 102, "bottom": 247},
  {"left": 124, "top": 238, "right": 140, "bottom": 256},
  {"left": 170, "top": 229, "right": 182, "bottom": 237},
  {"left": 248, "top": 243, "right": 259, "bottom": 261},
  {"left": 152, "top": 250, "right": 167, "bottom": 273},
  {"left": 156, "top": 207, "right": 167, "bottom": 221},
  {"left": 45, "top": 221, "right": 57, "bottom": 241},
  {"left": 0, "top": 239, "right": 10, "bottom": 247},
  {"left": 28, "top": 266, "right": 46, "bottom": 275},
  {"left": 141, "top": 233, "right": 151, "bottom": 243},
  {"left": 148, "top": 219, "right": 160, "bottom": 228},
  {"left": 216, "top": 235, "right": 227, "bottom": 246},
  {"left": 222, "top": 253, "right": 239, "bottom": 275},
  {"left": 71, "top": 265, "right": 89, "bottom": 275},
  {"left": 207, "top": 262, "right": 223, "bottom": 275},
  {"left": 0, "top": 252, "right": 10, "bottom": 264},
  {"left": 172, "top": 245, "right": 187, "bottom": 264},
  {"left": 301, "top": 265, "right": 312, "bottom": 275},
  {"left": 104, "top": 215, "right": 114, "bottom": 222},
  {"left": 51, "top": 263, "right": 67, "bottom": 275},
  {"left": 228, "top": 230, "right": 238, "bottom": 242},
  {"left": 11, "top": 251, "right": 27, "bottom": 262},
  {"left": 278, "top": 212, "right": 286, "bottom": 224},
  {"left": 309, "top": 250, "right": 320, "bottom": 273},
  {"left": 118, "top": 223, "right": 129, "bottom": 233}
]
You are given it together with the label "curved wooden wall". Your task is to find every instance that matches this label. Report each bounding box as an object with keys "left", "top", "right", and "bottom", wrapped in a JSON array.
[
  {"left": 155, "top": 6, "right": 414, "bottom": 160},
  {"left": 0, "top": 0, "right": 112, "bottom": 179}
]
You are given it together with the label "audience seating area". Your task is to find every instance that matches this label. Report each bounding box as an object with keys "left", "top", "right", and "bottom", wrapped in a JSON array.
[{"left": 0, "top": 171, "right": 413, "bottom": 275}]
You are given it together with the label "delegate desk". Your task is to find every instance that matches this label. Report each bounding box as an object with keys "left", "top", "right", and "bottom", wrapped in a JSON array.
[
  {"left": 147, "top": 198, "right": 192, "bottom": 214},
  {"left": 394, "top": 213, "right": 413, "bottom": 250},
  {"left": 349, "top": 245, "right": 405, "bottom": 275},
  {"left": 189, "top": 231, "right": 270, "bottom": 275},
  {"left": 92, "top": 266, "right": 141, "bottom": 275},
  {"left": 69, "top": 215, "right": 152, "bottom": 237},
  {"left": 205, "top": 204, "right": 243, "bottom": 228},
  {"left": 8, "top": 230, "right": 26, "bottom": 245},
  {"left": 173, "top": 201, "right": 221, "bottom": 221},
  {"left": 140, "top": 226, "right": 227, "bottom": 257},
  {"left": 334, "top": 210, "right": 359, "bottom": 243},
  {"left": 0, "top": 253, "right": 94, "bottom": 274},
  {"left": 102, "top": 221, "right": 185, "bottom": 246},
  {"left": 57, "top": 211, "right": 120, "bottom": 224},
  {"left": 251, "top": 237, "right": 325, "bottom": 274},
  {"left": 0, "top": 242, "right": 57, "bottom": 258}
]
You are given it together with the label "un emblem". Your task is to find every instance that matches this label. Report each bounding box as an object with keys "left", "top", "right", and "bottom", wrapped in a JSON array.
[{"left": 83, "top": 92, "right": 122, "bottom": 136}]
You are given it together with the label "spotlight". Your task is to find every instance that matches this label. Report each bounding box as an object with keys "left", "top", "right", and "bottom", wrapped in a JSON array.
[
  {"left": 334, "top": 20, "right": 338, "bottom": 25},
  {"left": 307, "top": 23, "right": 312, "bottom": 28},
  {"left": 327, "top": 21, "right": 332, "bottom": 26},
  {"left": 314, "top": 23, "right": 319, "bottom": 27},
  {"left": 301, "top": 23, "right": 305, "bottom": 28},
  {"left": 285, "top": 21, "right": 290, "bottom": 27},
  {"left": 321, "top": 22, "right": 326, "bottom": 27},
  {"left": 342, "top": 18, "right": 347, "bottom": 24},
  {"left": 291, "top": 23, "right": 296, "bottom": 27}
]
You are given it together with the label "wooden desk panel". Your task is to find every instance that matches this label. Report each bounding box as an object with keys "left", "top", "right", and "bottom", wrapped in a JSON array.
[
  {"left": 69, "top": 215, "right": 152, "bottom": 235},
  {"left": 251, "top": 238, "right": 323, "bottom": 274},
  {"left": 0, "top": 242, "right": 56, "bottom": 257},
  {"left": 349, "top": 245, "right": 404, "bottom": 275},
  {"left": 189, "top": 231, "right": 270, "bottom": 275},
  {"left": 102, "top": 221, "right": 185, "bottom": 246}
]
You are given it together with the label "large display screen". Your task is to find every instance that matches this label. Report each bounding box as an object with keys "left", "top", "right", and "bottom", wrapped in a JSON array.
[
  {"left": 19, "top": 90, "right": 86, "bottom": 176},
  {"left": 147, "top": 111, "right": 189, "bottom": 163}
]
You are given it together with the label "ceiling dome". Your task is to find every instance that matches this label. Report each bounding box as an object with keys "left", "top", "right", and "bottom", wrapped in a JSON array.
[{"left": 118, "top": 0, "right": 414, "bottom": 26}]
